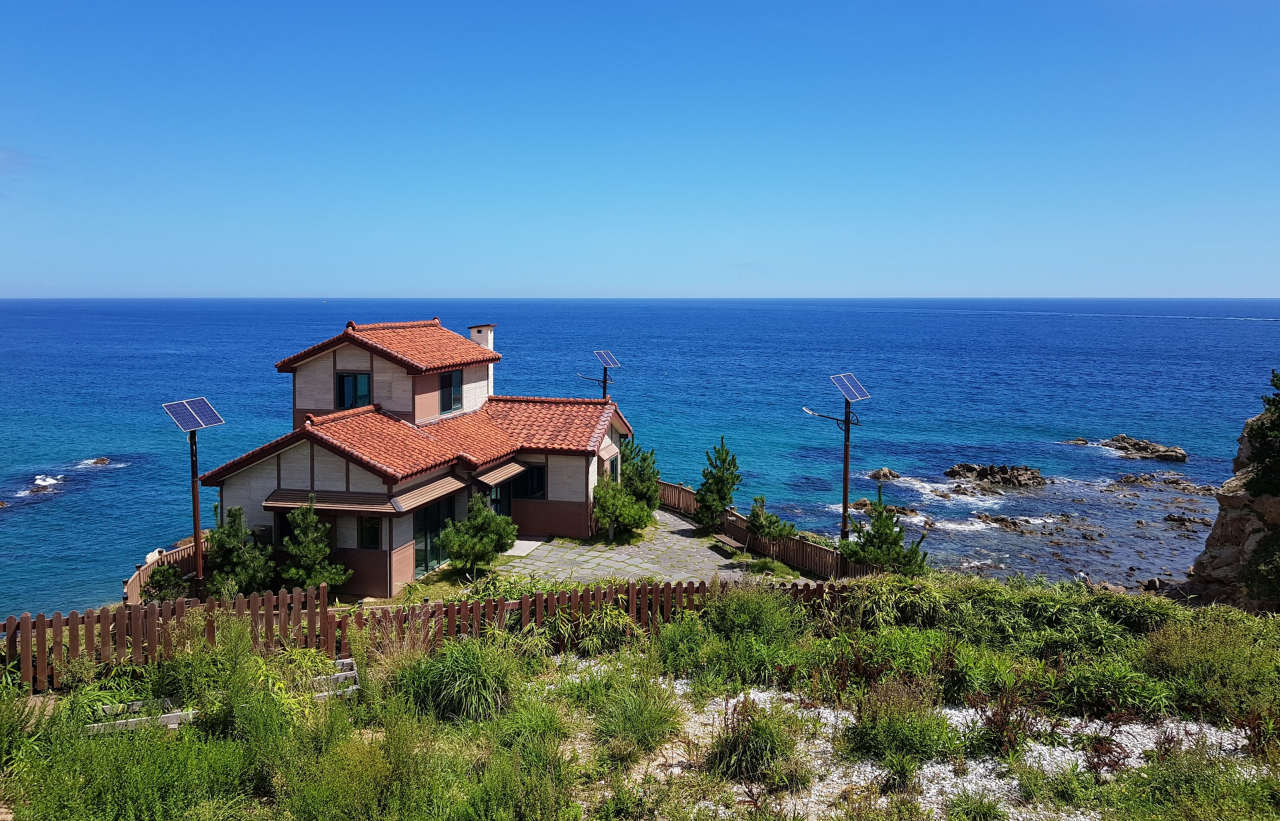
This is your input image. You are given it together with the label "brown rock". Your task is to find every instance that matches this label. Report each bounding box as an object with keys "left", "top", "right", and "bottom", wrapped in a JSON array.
[
  {"left": 1101, "top": 434, "right": 1188, "bottom": 462},
  {"left": 868, "top": 467, "right": 900, "bottom": 481},
  {"left": 90, "top": 457, "right": 110, "bottom": 466},
  {"left": 944, "top": 463, "right": 1048, "bottom": 488}
]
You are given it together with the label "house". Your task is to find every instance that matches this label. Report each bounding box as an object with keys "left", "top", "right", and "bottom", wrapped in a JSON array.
[{"left": 199, "top": 319, "right": 631, "bottom": 599}]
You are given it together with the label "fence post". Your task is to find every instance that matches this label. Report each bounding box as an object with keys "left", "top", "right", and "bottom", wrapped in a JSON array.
[{"left": 18, "top": 613, "right": 32, "bottom": 691}]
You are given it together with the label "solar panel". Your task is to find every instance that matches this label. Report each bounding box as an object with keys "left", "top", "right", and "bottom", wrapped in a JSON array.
[
  {"left": 163, "top": 398, "right": 225, "bottom": 432},
  {"left": 163, "top": 401, "right": 204, "bottom": 432},
  {"left": 830, "top": 373, "right": 870, "bottom": 402},
  {"left": 594, "top": 350, "right": 621, "bottom": 368},
  {"left": 186, "top": 397, "right": 225, "bottom": 428}
]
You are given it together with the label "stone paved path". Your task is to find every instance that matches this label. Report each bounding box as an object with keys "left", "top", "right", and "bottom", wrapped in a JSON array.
[{"left": 503, "top": 509, "right": 746, "bottom": 583}]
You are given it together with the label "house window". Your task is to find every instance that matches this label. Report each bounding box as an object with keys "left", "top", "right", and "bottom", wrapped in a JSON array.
[
  {"left": 439, "top": 370, "right": 462, "bottom": 413},
  {"left": 510, "top": 465, "right": 546, "bottom": 500},
  {"left": 357, "top": 516, "right": 381, "bottom": 550},
  {"left": 610, "top": 457, "right": 619, "bottom": 481},
  {"left": 336, "top": 372, "right": 371, "bottom": 409}
]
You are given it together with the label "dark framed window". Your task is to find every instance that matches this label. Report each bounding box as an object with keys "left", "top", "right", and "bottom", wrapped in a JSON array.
[
  {"left": 357, "top": 516, "right": 381, "bottom": 550},
  {"left": 610, "top": 456, "right": 619, "bottom": 481},
  {"left": 336, "top": 372, "right": 371, "bottom": 409},
  {"left": 510, "top": 465, "right": 546, "bottom": 500},
  {"left": 439, "top": 370, "right": 462, "bottom": 413}
]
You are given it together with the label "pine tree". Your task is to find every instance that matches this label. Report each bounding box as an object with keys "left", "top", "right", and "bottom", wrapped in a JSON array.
[
  {"left": 694, "top": 436, "right": 741, "bottom": 531},
  {"left": 280, "top": 496, "right": 352, "bottom": 590},
  {"left": 206, "top": 505, "right": 275, "bottom": 596},
  {"left": 746, "top": 495, "right": 797, "bottom": 547},
  {"left": 838, "top": 486, "right": 928, "bottom": 576},
  {"left": 1245, "top": 369, "right": 1280, "bottom": 496},
  {"left": 593, "top": 479, "right": 653, "bottom": 540},
  {"left": 620, "top": 437, "right": 661, "bottom": 512},
  {"left": 437, "top": 493, "right": 519, "bottom": 579}
]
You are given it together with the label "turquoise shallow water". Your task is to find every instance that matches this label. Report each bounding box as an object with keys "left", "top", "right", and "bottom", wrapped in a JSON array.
[{"left": 2, "top": 298, "right": 1278, "bottom": 616}]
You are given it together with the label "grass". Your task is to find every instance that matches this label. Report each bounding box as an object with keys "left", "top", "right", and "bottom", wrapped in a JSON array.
[{"left": 6, "top": 572, "right": 1280, "bottom": 821}]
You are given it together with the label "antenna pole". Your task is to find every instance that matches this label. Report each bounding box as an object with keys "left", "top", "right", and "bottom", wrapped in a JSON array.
[
  {"left": 602, "top": 365, "right": 609, "bottom": 400},
  {"left": 841, "top": 397, "right": 851, "bottom": 542},
  {"left": 189, "top": 430, "right": 203, "bottom": 583}
]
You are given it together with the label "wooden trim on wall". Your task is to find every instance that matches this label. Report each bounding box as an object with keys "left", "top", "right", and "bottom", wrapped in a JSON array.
[
  {"left": 276, "top": 455, "right": 281, "bottom": 490},
  {"left": 345, "top": 461, "right": 350, "bottom": 492},
  {"left": 309, "top": 442, "right": 315, "bottom": 490}
]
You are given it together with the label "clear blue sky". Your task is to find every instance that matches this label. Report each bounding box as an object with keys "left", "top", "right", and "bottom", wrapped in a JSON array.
[{"left": 1, "top": 2, "right": 1276, "bottom": 297}]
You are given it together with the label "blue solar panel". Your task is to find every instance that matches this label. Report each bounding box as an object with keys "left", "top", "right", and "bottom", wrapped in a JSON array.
[
  {"left": 186, "top": 397, "right": 225, "bottom": 428},
  {"left": 163, "top": 401, "right": 203, "bottom": 432},
  {"left": 164, "top": 398, "right": 225, "bottom": 432},
  {"left": 594, "top": 350, "right": 621, "bottom": 368},
  {"left": 830, "top": 373, "right": 870, "bottom": 402}
]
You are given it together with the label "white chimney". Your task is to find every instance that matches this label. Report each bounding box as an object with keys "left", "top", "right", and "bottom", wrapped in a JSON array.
[{"left": 468, "top": 324, "right": 496, "bottom": 396}]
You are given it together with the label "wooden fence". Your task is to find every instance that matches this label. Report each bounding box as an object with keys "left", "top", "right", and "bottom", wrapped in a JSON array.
[
  {"left": 1, "top": 576, "right": 877, "bottom": 695},
  {"left": 122, "top": 533, "right": 202, "bottom": 605},
  {"left": 657, "top": 480, "right": 878, "bottom": 581}
]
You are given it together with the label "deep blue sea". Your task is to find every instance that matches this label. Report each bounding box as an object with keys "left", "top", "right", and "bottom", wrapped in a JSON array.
[{"left": 2, "top": 299, "right": 1279, "bottom": 617}]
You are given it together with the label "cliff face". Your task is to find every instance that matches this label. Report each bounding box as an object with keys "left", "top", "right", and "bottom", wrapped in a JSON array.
[{"left": 1183, "top": 415, "right": 1280, "bottom": 611}]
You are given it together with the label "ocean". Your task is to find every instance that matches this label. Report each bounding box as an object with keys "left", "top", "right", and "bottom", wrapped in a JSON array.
[{"left": 2, "top": 298, "right": 1278, "bottom": 617}]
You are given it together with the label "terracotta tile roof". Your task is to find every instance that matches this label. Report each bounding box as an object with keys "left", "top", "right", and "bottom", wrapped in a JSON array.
[
  {"left": 201, "top": 397, "right": 630, "bottom": 486},
  {"left": 275, "top": 319, "right": 501, "bottom": 375}
]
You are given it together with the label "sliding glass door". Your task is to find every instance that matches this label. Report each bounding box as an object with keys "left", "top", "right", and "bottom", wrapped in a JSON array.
[{"left": 413, "top": 500, "right": 452, "bottom": 577}]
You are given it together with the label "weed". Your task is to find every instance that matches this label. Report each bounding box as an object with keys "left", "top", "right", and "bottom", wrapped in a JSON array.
[
  {"left": 394, "top": 637, "right": 520, "bottom": 721},
  {"left": 878, "top": 752, "right": 919, "bottom": 794},
  {"left": 945, "top": 789, "right": 1007, "bottom": 821},
  {"left": 593, "top": 678, "right": 682, "bottom": 764},
  {"left": 837, "top": 679, "right": 960, "bottom": 764},
  {"left": 704, "top": 696, "right": 813, "bottom": 792}
]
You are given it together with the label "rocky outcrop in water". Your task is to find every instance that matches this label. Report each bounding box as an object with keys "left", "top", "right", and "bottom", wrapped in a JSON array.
[
  {"left": 851, "top": 498, "right": 918, "bottom": 516},
  {"left": 89, "top": 457, "right": 110, "bottom": 466},
  {"left": 868, "top": 468, "right": 900, "bottom": 481},
  {"left": 1105, "top": 472, "right": 1217, "bottom": 496},
  {"left": 1101, "top": 434, "right": 1187, "bottom": 462},
  {"left": 1177, "top": 415, "right": 1280, "bottom": 611},
  {"left": 944, "top": 463, "right": 1048, "bottom": 488}
]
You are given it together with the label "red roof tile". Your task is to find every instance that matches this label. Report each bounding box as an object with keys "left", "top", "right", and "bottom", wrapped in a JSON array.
[
  {"left": 201, "top": 397, "right": 630, "bottom": 486},
  {"left": 275, "top": 319, "right": 501, "bottom": 375}
]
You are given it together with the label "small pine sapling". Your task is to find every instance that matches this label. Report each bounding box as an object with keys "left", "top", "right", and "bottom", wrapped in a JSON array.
[
  {"left": 694, "top": 436, "right": 742, "bottom": 532},
  {"left": 838, "top": 486, "right": 928, "bottom": 575},
  {"left": 206, "top": 504, "right": 276, "bottom": 596},
  {"left": 280, "top": 496, "right": 353, "bottom": 590},
  {"left": 437, "top": 493, "right": 519, "bottom": 579},
  {"left": 620, "top": 437, "right": 661, "bottom": 512}
]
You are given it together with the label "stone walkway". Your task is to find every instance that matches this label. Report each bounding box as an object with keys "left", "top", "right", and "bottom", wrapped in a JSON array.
[{"left": 503, "top": 509, "right": 746, "bottom": 584}]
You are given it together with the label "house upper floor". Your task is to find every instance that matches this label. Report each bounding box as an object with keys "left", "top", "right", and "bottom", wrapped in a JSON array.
[{"left": 275, "top": 319, "right": 502, "bottom": 429}]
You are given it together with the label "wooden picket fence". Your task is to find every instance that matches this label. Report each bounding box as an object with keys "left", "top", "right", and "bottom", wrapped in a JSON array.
[
  {"left": 1, "top": 575, "right": 882, "bottom": 695},
  {"left": 657, "top": 480, "right": 878, "bottom": 581}
]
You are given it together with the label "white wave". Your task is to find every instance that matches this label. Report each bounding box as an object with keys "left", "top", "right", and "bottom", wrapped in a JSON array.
[
  {"left": 893, "top": 476, "right": 1007, "bottom": 510},
  {"left": 14, "top": 490, "right": 29, "bottom": 497},
  {"left": 34, "top": 475, "right": 63, "bottom": 486},
  {"left": 928, "top": 518, "right": 998, "bottom": 533}
]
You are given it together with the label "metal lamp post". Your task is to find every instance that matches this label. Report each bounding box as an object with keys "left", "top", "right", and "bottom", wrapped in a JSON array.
[
  {"left": 578, "top": 350, "right": 620, "bottom": 400},
  {"left": 803, "top": 373, "right": 870, "bottom": 542}
]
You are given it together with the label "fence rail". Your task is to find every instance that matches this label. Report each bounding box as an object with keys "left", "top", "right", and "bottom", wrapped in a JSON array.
[
  {"left": 657, "top": 480, "right": 877, "bottom": 582},
  {"left": 122, "top": 533, "right": 203, "bottom": 605}
]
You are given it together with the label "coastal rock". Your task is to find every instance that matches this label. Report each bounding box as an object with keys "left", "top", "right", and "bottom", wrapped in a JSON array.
[
  {"left": 1101, "top": 434, "right": 1188, "bottom": 462},
  {"left": 867, "top": 467, "right": 900, "bottom": 481},
  {"left": 1165, "top": 513, "right": 1212, "bottom": 527},
  {"left": 1064, "top": 437, "right": 1090, "bottom": 445},
  {"left": 1175, "top": 414, "right": 1279, "bottom": 611},
  {"left": 0, "top": 500, "right": 6, "bottom": 508},
  {"left": 944, "top": 463, "right": 1048, "bottom": 488},
  {"left": 90, "top": 457, "right": 110, "bottom": 466},
  {"left": 851, "top": 498, "right": 917, "bottom": 517},
  {"left": 1104, "top": 472, "right": 1217, "bottom": 496}
]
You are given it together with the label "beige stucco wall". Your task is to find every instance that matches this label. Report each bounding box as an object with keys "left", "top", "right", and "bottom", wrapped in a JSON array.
[
  {"left": 463, "top": 365, "right": 489, "bottom": 410},
  {"left": 373, "top": 356, "right": 414, "bottom": 413},
  {"left": 587, "top": 456, "right": 600, "bottom": 497},
  {"left": 547, "top": 455, "right": 586, "bottom": 503},
  {"left": 391, "top": 515, "right": 414, "bottom": 551},
  {"left": 279, "top": 443, "right": 309, "bottom": 489},
  {"left": 334, "top": 344, "right": 371, "bottom": 371},
  {"left": 349, "top": 463, "right": 386, "bottom": 493},
  {"left": 222, "top": 459, "right": 276, "bottom": 529},
  {"left": 313, "top": 448, "right": 346, "bottom": 492},
  {"left": 295, "top": 354, "right": 334, "bottom": 411}
]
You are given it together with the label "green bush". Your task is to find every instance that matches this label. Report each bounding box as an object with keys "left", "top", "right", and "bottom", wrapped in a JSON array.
[
  {"left": 439, "top": 493, "right": 520, "bottom": 579},
  {"left": 747, "top": 557, "right": 799, "bottom": 579},
  {"left": 394, "top": 639, "right": 520, "bottom": 721},
  {"left": 704, "top": 697, "right": 812, "bottom": 792},
  {"left": 593, "top": 480, "right": 654, "bottom": 539},
  {"left": 701, "top": 583, "right": 803, "bottom": 646},
  {"left": 205, "top": 505, "right": 275, "bottom": 597},
  {"left": 837, "top": 679, "right": 960, "bottom": 763},
  {"left": 141, "top": 563, "right": 189, "bottom": 602},
  {"left": 1243, "top": 369, "right": 1280, "bottom": 497},
  {"left": 620, "top": 437, "right": 661, "bottom": 513},
  {"left": 280, "top": 496, "right": 353, "bottom": 591},
  {"left": 6, "top": 726, "right": 251, "bottom": 820},
  {"left": 747, "top": 495, "right": 798, "bottom": 546},
  {"left": 946, "top": 789, "right": 1007, "bottom": 821},
  {"left": 1137, "top": 610, "right": 1280, "bottom": 721},
  {"left": 838, "top": 486, "right": 927, "bottom": 575},
  {"left": 592, "top": 678, "right": 682, "bottom": 763}
]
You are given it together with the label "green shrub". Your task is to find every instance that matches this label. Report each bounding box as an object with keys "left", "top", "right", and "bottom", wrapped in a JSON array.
[
  {"left": 621, "top": 437, "right": 662, "bottom": 513},
  {"left": 747, "top": 496, "right": 798, "bottom": 547},
  {"left": 701, "top": 583, "right": 803, "bottom": 646},
  {"left": 1137, "top": 610, "right": 1280, "bottom": 721},
  {"left": 0, "top": 682, "right": 36, "bottom": 773},
  {"left": 280, "top": 496, "right": 353, "bottom": 591},
  {"left": 1053, "top": 656, "right": 1172, "bottom": 718},
  {"left": 704, "top": 697, "right": 812, "bottom": 792},
  {"left": 6, "top": 726, "right": 251, "bottom": 820},
  {"left": 838, "top": 486, "right": 927, "bottom": 575},
  {"left": 655, "top": 611, "right": 724, "bottom": 679},
  {"left": 837, "top": 679, "right": 960, "bottom": 763},
  {"left": 593, "top": 480, "right": 654, "bottom": 540},
  {"left": 206, "top": 505, "right": 275, "bottom": 597},
  {"left": 438, "top": 493, "right": 520, "bottom": 579},
  {"left": 592, "top": 678, "right": 682, "bottom": 763},
  {"left": 1243, "top": 369, "right": 1280, "bottom": 497},
  {"left": 394, "top": 639, "right": 520, "bottom": 721},
  {"left": 747, "top": 557, "right": 799, "bottom": 579},
  {"left": 946, "top": 789, "right": 1007, "bottom": 821},
  {"left": 141, "top": 563, "right": 190, "bottom": 602}
]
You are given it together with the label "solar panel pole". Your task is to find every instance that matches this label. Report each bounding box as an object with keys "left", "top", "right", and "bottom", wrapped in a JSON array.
[
  {"left": 190, "top": 430, "right": 204, "bottom": 585},
  {"left": 601, "top": 364, "right": 609, "bottom": 400},
  {"left": 841, "top": 398, "right": 851, "bottom": 542}
]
